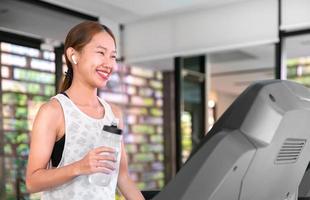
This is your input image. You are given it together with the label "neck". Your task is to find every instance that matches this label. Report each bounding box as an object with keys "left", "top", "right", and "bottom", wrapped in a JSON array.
[{"left": 65, "top": 78, "right": 99, "bottom": 107}]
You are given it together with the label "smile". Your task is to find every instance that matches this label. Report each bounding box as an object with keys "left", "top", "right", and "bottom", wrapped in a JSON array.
[{"left": 96, "top": 70, "right": 110, "bottom": 80}]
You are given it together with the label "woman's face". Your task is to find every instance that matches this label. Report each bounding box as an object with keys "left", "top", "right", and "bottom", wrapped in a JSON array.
[{"left": 75, "top": 31, "right": 117, "bottom": 88}]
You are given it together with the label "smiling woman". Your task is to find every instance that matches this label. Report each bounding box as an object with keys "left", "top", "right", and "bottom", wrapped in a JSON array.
[{"left": 25, "top": 21, "right": 145, "bottom": 200}]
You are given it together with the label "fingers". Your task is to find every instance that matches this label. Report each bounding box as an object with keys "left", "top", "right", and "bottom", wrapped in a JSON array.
[
  {"left": 94, "top": 146, "right": 115, "bottom": 154},
  {"left": 94, "top": 167, "right": 115, "bottom": 174},
  {"left": 92, "top": 159, "right": 116, "bottom": 174},
  {"left": 79, "top": 146, "right": 118, "bottom": 175},
  {"left": 91, "top": 154, "right": 117, "bottom": 173},
  {"left": 94, "top": 154, "right": 116, "bottom": 162},
  {"left": 95, "top": 161, "right": 116, "bottom": 170}
]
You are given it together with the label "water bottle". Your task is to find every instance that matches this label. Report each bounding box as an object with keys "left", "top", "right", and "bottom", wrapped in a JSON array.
[{"left": 88, "top": 122, "right": 122, "bottom": 186}]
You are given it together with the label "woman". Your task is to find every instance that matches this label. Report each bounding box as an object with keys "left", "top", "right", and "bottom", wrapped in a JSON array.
[{"left": 26, "top": 21, "right": 145, "bottom": 200}]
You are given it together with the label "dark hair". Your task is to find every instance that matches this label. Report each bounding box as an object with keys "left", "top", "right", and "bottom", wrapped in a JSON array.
[{"left": 60, "top": 21, "right": 116, "bottom": 92}]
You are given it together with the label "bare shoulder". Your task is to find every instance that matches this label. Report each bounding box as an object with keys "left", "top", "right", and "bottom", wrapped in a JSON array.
[
  {"left": 31, "top": 98, "right": 64, "bottom": 141},
  {"left": 38, "top": 98, "right": 63, "bottom": 116},
  {"left": 34, "top": 98, "right": 64, "bottom": 127}
]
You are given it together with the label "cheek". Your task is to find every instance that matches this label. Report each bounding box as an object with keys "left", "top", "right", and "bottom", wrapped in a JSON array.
[
  {"left": 80, "top": 58, "right": 99, "bottom": 72},
  {"left": 111, "top": 61, "right": 117, "bottom": 70}
]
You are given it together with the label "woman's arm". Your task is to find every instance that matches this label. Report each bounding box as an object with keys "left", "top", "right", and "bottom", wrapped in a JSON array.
[
  {"left": 110, "top": 104, "right": 145, "bottom": 200},
  {"left": 26, "top": 99, "right": 116, "bottom": 193}
]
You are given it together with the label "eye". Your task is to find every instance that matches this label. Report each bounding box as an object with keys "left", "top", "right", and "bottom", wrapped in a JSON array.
[
  {"left": 111, "top": 55, "right": 117, "bottom": 60},
  {"left": 97, "top": 51, "right": 105, "bottom": 55}
]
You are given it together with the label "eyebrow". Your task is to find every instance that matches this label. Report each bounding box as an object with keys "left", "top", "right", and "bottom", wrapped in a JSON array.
[{"left": 96, "top": 45, "right": 117, "bottom": 54}]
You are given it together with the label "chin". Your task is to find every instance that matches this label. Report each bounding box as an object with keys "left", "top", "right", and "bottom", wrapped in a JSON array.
[{"left": 96, "top": 80, "right": 108, "bottom": 89}]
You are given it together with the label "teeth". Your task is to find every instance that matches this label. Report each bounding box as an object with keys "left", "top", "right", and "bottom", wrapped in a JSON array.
[{"left": 97, "top": 70, "right": 108, "bottom": 77}]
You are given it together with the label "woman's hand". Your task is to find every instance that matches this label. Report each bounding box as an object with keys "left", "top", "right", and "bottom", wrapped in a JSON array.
[{"left": 74, "top": 146, "right": 117, "bottom": 176}]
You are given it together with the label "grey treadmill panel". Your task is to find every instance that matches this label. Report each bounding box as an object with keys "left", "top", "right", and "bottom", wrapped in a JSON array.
[
  {"left": 299, "top": 168, "right": 310, "bottom": 197},
  {"left": 153, "top": 80, "right": 310, "bottom": 200}
]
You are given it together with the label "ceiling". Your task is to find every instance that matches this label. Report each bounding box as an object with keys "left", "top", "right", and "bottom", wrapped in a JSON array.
[
  {"left": 0, "top": 0, "right": 91, "bottom": 43},
  {"left": 41, "top": 0, "right": 249, "bottom": 24},
  {"left": 0, "top": 0, "right": 251, "bottom": 50}
]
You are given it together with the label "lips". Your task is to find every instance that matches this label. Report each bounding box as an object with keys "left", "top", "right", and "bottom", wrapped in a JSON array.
[{"left": 96, "top": 69, "right": 111, "bottom": 80}]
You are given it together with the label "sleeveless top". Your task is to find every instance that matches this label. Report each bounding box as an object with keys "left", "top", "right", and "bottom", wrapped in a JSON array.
[{"left": 41, "top": 94, "right": 122, "bottom": 200}]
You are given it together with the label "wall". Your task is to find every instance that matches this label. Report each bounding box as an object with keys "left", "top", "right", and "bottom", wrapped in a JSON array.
[
  {"left": 213, "top": 91, "right": 237, "bottom": 119},
  {"left": 124, "top": 0, "right": 278, "bottom": 63},
  {"left": 281, "top": 0, "right": 310, "bottom": 31}
]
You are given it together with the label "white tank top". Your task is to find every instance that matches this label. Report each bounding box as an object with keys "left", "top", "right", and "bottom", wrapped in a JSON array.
[{"left": 41, "top": 94, "right": 121, "bottom": 200}]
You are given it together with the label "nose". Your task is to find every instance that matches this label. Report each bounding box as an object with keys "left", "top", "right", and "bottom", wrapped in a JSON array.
[
  {"left": 101, "top": 53, "right": 116, "bottom": 71},
  {"left": 104, "top": 54, "right": 116, "bottom": 65}
]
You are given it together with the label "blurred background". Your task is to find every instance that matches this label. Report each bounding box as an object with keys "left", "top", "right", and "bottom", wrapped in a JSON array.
[{"left": 1, "top": 0, "right": 310, "bottom": 199}]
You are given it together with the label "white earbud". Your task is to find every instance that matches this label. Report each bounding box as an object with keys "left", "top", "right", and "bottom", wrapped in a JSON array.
[{"left": 71, "top": 55, "right": 77, "bottom": 64}]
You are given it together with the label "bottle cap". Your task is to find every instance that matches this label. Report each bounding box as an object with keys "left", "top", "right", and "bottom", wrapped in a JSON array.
[
  {"left": 102, "top": 125, "right": 122, "bottom": 135},
  {"left": 111, "top": 118, "right": 119, "bottom": 127}
]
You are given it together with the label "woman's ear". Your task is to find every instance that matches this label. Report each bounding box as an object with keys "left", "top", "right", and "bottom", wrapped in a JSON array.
[
  {"left": 66, "top": 47, "right": 78, "bottom": 65},
  {"left": 71, "top": 55, "right": 77, "bottom": 64}
]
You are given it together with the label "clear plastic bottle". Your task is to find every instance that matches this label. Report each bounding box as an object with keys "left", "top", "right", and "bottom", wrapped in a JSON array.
[{"left": 88, "top": 122, "right": 122, "bottom": 186}]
